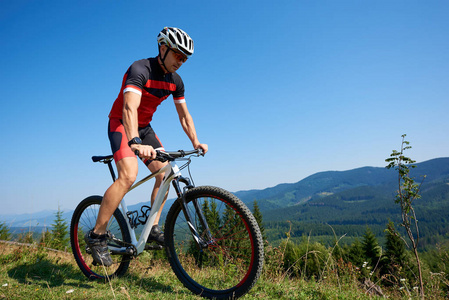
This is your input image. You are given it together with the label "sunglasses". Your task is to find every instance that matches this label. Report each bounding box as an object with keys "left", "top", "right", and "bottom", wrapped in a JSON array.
[{"left": 169, "top": 48, "right": 188, "bottom": 63}]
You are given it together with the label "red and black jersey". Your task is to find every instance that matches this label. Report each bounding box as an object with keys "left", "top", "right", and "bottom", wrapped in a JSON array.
[{"left": 109, "top": 57, "right": 185, "bottom": 127}]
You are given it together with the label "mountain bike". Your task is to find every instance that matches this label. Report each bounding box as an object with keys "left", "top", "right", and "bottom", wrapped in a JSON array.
[{"left": 70, "top": 149, "right": 264, "bottom": 299}]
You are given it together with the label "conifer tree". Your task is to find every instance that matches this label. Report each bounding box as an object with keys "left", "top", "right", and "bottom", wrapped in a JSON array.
[
  {"left": 222, "top": 204, "right": 236, "bottom": 237},
  {"left": 201, "top": 199, "right": 211, "bottom": 233},
  {"left": 362, "top": 227, "right": 381, "bottom": 267},
  {"left": 0, "top": 222, "right": 11, "bottom": 240},
  {"left": 206, "top": 199, "right": 221, "bottom": 234},
  {"left": 348, "top": 238, "right": 365, "bottom": 267},
  {"left": 252, "top": 200, "right": 266, "bottom": 242},
  {"left": 381, "top": 221, "right": 410, "bottom": 284},
  {"left": 222, "top": 203, "right": 249, "bottom": 258},
  {"left": 384, "top": 221, "right": 407, "bottom": 266},
  {"left": 51, "top": 206, "right": 70, "bottom": 250}
]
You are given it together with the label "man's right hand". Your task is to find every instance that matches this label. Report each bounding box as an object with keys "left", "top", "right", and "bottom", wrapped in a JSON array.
[{"left": 130, "top": 144, "right": 157, "bottom": 160}]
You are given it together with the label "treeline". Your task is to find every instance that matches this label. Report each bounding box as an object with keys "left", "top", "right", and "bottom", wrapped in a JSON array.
[
  {"left": 264, "top": 219, "right": 449, "bottom": 249},
  {"left": 256, "top": 212, "right": 449, "bottom": 297},
  {"left": 0, "top": 207, "right": 69, "bottom": 251}
]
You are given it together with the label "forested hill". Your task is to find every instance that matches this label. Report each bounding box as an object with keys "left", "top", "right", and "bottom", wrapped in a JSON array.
[
  {"left": 235, "top": 157, "right": 449, "bottom": 244},
  {"left": 236, "top": 157, "right": 449, "bottom": 210}
]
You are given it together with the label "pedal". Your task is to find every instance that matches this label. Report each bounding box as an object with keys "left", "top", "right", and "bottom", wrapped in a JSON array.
[{"left": 145, "top": 243, "right": 164, "bottom": 250}]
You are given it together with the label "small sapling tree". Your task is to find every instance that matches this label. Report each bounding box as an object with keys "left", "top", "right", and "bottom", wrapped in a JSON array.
[{"left": 385, "top": 134, "right": 425, "bottom": 298}]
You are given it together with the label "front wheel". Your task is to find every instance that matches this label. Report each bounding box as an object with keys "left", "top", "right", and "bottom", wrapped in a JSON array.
[
  {"left": 165, "top": 186, "right": 264, "bottom": 299},
  {"left": 70, "top": 195, "right": 132, "bottom": 280}
]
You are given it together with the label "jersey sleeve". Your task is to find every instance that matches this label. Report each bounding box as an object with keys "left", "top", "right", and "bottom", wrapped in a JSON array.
[
  {"left": 172, "top": 73, "right": 185, "bottom": 103},
  {"left": 123, "top": 60, "right": 149, "bottom": 96}
]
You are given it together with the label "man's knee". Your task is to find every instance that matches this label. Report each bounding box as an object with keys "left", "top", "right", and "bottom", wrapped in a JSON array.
[
  {"left": 154, "top": 172, "right": 164, "bottom": 185},
  {"left": 116, "top": 157, "right": 138, "bottom": 188},
  {"left": 118, "top": 172, "right": 137, "bottom": 188}
]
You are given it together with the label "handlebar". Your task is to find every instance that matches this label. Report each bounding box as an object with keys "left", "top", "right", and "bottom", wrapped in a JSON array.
[
  {"left": 92, "top": 149, "right": 203, "bottom": 164},
  {"left": 156, "top": 149, "right": 204, "bottom": 162}
]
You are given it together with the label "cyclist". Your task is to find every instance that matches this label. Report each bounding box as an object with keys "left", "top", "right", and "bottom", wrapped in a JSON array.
[{"left": 85, "top": 27, "right": 208, "bottom": 266}]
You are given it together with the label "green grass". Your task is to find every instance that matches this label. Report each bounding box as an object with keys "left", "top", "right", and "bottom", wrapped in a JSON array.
[{"left": 0, "top": 241, "right": 429, "bottom": 299}]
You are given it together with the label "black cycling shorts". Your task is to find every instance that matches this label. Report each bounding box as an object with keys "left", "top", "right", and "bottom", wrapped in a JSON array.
[{"left": 108, "top": 118, "right": 164, "bottom": 164}]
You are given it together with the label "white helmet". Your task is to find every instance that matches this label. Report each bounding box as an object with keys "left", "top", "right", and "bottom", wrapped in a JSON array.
[{"left": 157, "top": 27, "right": 194, "bottom": 58}]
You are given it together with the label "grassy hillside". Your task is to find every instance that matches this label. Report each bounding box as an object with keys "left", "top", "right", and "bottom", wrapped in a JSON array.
[{"left": 0, "top": 241, "right": 394, "bottom": 300}]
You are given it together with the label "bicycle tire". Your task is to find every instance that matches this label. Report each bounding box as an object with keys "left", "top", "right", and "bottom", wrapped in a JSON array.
[
  {"left": 165, "top": 186, "right": 264, "bottom": 299},
  {"left": 70, "top": 195, "right": 132, "bottom": 280}
]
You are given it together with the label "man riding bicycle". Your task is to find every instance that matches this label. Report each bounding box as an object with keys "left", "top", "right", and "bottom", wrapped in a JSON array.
[{"left": 85, "top": 27, "right": 208, "bottom": 266}]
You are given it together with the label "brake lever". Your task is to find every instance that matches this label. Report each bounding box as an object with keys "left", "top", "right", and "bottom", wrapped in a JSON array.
[{"left": 156, "top": 150, "right": 171, "bottom": 162}]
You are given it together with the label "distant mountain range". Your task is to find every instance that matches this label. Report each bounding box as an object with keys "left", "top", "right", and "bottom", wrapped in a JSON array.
[
  {"left": 234, "top": 157, "right": 449, "bottom": 243},
  {"left": 3, "top": 158, "right": 449, "bottom": 242},
  {"left": 0, "top": 202, "right": 162, "bottom": 230},
  {"left": 235, "top": 157, "right": 449, "bottom": 210}
]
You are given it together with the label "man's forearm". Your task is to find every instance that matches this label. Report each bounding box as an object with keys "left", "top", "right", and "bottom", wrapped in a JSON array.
[
  {"left": 123, "top": 107, "right": 139, "bottom": 140},
  {"left": 180, "top": 114, "right": 200, "bottom": 147}
]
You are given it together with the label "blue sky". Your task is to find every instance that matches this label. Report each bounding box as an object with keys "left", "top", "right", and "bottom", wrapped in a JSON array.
[{"left": 1, "top": 0, "right": 448, "bottom": 215}]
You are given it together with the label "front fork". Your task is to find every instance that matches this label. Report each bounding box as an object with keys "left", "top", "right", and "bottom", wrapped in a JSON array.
[{"left": 172, "top": 176, "right": 214, "bottom": 249}]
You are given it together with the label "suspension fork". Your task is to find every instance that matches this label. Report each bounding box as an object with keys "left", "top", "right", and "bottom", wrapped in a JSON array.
[{"left": 172, "top": 176, "right": 214, "bottom": 249}]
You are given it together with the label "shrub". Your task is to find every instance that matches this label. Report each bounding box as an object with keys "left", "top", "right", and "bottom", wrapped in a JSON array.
[{"left": 281, "top": 238, "right": 331, "bottom": 279}]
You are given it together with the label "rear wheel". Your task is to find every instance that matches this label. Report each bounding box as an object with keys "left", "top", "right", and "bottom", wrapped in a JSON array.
[
  {"left": 70, "top": 196, "right": 132, "bottom": 280},
  {"left": 165, "top": 186, "right": 264, "bottom": 299}
]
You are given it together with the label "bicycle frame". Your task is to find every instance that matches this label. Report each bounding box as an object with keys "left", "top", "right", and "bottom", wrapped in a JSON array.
[
  {"left": 104, "top": 160, "right": 179, "bottom": 255},
  {"left": 105, "top": 154, "right": 212, "bottom": 257}
]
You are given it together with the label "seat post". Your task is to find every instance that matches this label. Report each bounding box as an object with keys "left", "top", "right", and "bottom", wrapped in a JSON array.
[{"left": 107, "top": 161, "right": 117, "bottom": 182}]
